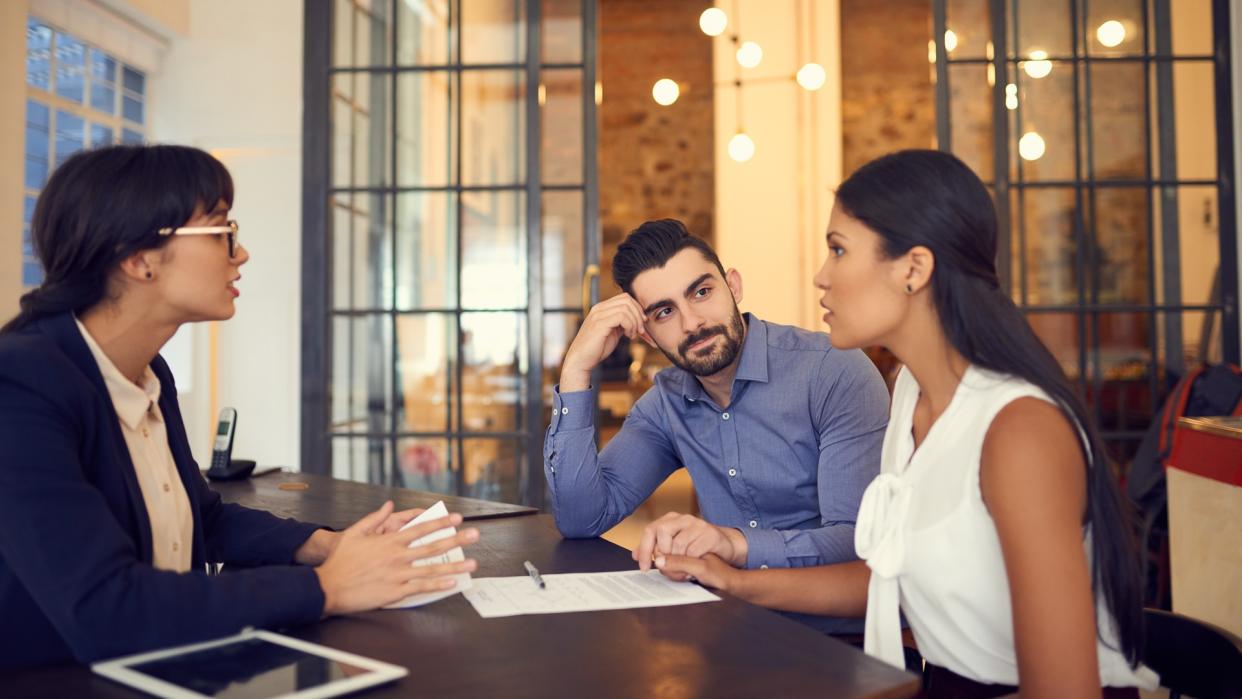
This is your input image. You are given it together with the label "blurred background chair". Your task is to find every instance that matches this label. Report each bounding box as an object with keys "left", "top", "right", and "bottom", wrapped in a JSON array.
[{"left": 1142, "top": 608, "right": 1242, "bottom": 699}]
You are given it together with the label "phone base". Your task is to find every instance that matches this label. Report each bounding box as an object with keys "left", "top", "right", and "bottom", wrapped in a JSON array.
[{"left": 206, "top": 459, "right": 257, "bottom": 481}]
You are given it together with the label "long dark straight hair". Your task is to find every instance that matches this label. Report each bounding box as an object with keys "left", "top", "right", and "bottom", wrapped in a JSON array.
[
  {"left": 2, "top": 144, "right": 234, "bottom": 335},
  {"left": 836, "top": 149, "right": 1142, "bottom": 664}
]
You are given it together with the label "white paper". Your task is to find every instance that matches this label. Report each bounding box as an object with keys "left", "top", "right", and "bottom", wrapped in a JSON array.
[
  {"left": 383, "top": 501, "right": 473, "bottom": 609},
  {"left": 462, "top": 569, "right": 719, "bottom": 618}
]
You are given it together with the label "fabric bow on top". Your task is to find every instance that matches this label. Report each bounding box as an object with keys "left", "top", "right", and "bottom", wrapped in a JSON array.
[{"left": 855, "top": 472, "right": 913, "bottom": 669}]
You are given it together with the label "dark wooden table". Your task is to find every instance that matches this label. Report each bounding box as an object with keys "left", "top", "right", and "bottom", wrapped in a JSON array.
[
  {"left": 3, "top": 514, "right": 919, "bottom": 698},
  {"left": 209, "top": 471, "right": 537, "bottom": 527}
]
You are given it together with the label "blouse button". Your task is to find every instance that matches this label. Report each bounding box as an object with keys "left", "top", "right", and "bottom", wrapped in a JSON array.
[
  {"left": 163, "top": 483, "right": 171, "bottom": 493},
  {"left": 141, "top": 428, "right": 150, "bottom": 438}
]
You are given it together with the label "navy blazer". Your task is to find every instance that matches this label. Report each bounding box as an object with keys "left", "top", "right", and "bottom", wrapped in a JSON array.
[{"left": 0, "top": 313, "right": 325, "bottom": 669}]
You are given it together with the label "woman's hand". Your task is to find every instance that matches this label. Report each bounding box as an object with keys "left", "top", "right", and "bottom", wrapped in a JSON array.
[
  {"left": 314, "top": 501, "right": 479, "bottom": 616},
  {"left": 653, "top": 553, "right": 741, "bottom": 592},
  {"left": 374, "top": 506, "right": 426, "bottom": 535}
]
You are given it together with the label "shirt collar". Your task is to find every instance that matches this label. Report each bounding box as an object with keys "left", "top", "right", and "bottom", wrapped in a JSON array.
[
  {"left": 679, "top": 312, "right": 769, "bottom": 401},
  {"left": 74, "top": 317, "right": 162, "bottom": 430}
]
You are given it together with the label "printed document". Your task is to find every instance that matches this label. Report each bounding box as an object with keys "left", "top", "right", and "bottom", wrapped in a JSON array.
[
  {"left": 463, "top": 569, "right": 719, "bottom": 618},
  {"left": 384, "top": 501, "right": 473, "bottom": 608}
]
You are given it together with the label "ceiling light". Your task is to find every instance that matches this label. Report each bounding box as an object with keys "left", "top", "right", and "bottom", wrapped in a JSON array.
[
  {"left": 652, "top": 78, "right": 680, "bottom": 106},
  {"left": 1019, "top": 131, "right": 1046, "bottom": 161},
  {"left": 699, "top": 7, "right": 728, "bottom": 37},
  {"left": 796, "top": 63, "right": 826, "bottom": 91},
  {"left": 728, "top": 132, "right": 755, "bottom": 162},
  {"left": 736, "top": 41, "right": 763, "bottom": 68},
  {"left": 1097, "top": 20, "right": 1126, "bottom": 48}
]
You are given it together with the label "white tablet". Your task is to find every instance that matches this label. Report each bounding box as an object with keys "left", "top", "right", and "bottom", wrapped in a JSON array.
[{"left": 91, "top": 629, "right": 407, "bottom": 699}]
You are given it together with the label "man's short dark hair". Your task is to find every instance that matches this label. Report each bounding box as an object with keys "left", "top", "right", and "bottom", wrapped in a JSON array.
[{"left": 612, "top": 219, "right": 727, "bottom": 296}]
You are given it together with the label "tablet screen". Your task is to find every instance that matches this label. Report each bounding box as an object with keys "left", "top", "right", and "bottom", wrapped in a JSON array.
[{"left": 126, "top": 637, "right": 373, "bottom": 698}]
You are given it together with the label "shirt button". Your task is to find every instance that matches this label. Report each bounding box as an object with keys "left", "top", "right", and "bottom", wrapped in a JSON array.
[
  {"left": 163, "top": 483, "right": 171, "bottom": 492},
  {"left": 561, "top": 407, "right": 569, "bottom": 415},
  {"left": 728, "top": 469, "right": 737, "bottom": 477},
  {"left": 141, "top": 428, "right": 149, "bottom": 438},
  {"left": 760, "top": 565, "right": 769, "bottom": 570},
  {"left": 172, "top": 542, "right": 179, "bottom": 552},
  {"left": 722, "top": 412, "right": 730, "bottom": 420},
  {"left": 748, "top": 520, "right": 757, "bottom": 528}
]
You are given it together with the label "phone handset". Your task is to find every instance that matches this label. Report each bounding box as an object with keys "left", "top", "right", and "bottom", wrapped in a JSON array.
[{"left": 205, "top": 408, "right": 254, "bottom": 480}]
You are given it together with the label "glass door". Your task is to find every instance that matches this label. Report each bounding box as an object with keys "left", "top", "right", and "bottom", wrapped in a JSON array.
[{"left": 302, "top": 0, "right": 599, "bottom": 508}]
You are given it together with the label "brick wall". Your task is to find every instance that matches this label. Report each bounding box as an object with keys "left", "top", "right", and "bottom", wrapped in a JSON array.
[{"left": 599, "top": 0, "right": 715, "bottom": 297}]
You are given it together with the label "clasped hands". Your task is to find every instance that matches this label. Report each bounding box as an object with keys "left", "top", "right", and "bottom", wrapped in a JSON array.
[{"left": 632, "top": 511, "right": 747, "bottom": 592}]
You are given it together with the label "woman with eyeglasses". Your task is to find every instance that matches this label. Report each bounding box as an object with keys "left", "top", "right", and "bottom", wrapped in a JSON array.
[
  {"left": 0, "top": 144, "right": 479, "bottom": 669},
  {"left": 654, "top": 150, "right": 1157, "bottom": 697}
]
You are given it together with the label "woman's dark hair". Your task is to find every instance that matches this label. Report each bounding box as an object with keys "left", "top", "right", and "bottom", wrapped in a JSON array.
[
  {"left": 2, "top": 144, "right": 234, "bottom": 334},
  {"left": 836, "top": 149, "right": 1142, "bottom": 664},
  {"left": 613, "top": 219, "right": 727, "bottom": 295}
]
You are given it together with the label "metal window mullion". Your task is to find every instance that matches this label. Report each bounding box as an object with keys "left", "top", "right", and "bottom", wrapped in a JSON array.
[
  {"left": 389, "top": 0, "right": 402, "bottom": 488},
  {"left": 301, "top": 0, "right": 333, "bottom": 476},
  {"left": 991, "top": 0, "right": 1012, "bottom": 293},
  {"left": 1082, "top": 0, "right": 1106, "bottom": 431},
  {"left": 933, "top": 0, "right": 951, "bottom": 150},
  {"left": 1214, "top": 0, "right": 1240, "bottom": 363},
  {"left": 1142, "top": 0, "right": 1163, "bottom": 412},
  {"left": 523, "top": 0, "right": 545, "bottom": 509},
  {"left": 453, "top": 0, "right": 465, "bottom": 498},
  {"left": 1069, "top": 0, "right": 1089, "bottom": 398},
  {"left": 1154, "top": 0, "right": 1184, "bottom": 377}
]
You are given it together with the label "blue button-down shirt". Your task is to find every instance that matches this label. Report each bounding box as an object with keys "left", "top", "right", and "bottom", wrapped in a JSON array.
[{"left": 544, "top": 314, "right": 888, "bottom": 573}]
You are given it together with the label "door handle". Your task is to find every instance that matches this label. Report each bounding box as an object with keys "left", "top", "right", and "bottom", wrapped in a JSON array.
[{"left": 581, "top": 264, "right": 600, "bottom": 316}]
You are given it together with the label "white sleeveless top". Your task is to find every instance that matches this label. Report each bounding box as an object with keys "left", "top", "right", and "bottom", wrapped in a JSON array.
[{"left": 855, "top": 365, "right": 1157, "bottom": 688}]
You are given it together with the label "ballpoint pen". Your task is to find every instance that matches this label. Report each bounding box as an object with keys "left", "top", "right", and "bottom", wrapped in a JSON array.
[{"left": 523, "top": 560, "right": 546, "bottom": 589}]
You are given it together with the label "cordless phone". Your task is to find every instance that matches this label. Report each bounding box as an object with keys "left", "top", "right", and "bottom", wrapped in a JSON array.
[{"left": 205, "top": 408, "right": 254, "bottom": 480}]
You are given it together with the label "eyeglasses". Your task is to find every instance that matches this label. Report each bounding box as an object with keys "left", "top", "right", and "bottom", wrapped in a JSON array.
[{"left": 157, "top": 220, "right": 241, "bottom": 258}]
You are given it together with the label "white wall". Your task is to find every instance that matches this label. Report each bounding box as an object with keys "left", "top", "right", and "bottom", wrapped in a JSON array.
[
  {"left": 0, "top": 0, "right": 29, "bottom": 323},
  {"left": 711, "top": 0, "right": 841, "bottom": 332},
  {"left": 151, "top": 0, "right": 303, "bottom": 470}
]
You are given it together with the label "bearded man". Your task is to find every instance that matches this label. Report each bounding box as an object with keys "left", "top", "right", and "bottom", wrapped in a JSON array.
[{"left": 543, "top": 219, "right": 889, "bottom": 634}]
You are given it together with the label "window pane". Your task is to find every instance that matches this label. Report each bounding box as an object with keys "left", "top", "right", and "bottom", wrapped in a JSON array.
[
  {"left": 90, "top": 49, "right": 116, "bottom": 83},
  {"left": 1026, "top": 311, "right": 1082, "bottom": 379},
  {"left": 1010, "top": 61, "right": 1075, "bottom": 182},
  {"left": 1152, "top": 185, "right": 1221, "bottom": 307},
  {"left": 331, "top": 437, "right": 392, "bottom": 484},
  {"left": 122, "top": 66, "right": 145, "bottom": 95},
  {"left": 542, "top": 190, "right": 583, "bottom": 308},
  {"left": 91, "top": 83, "right": 116, "bottom": 114},
  {"left": 122, "top": 94, "right": 144, "bottom": 124},
  {"left": 396, "top": 314, "right": 455, "bottom": 433},
  {"left": 1086, "top": 0, "right": 1143, "bottom": 58},
  {"left": 543, "top": 312, "right": 582, "bottom": 409},
  {"left": 90, "top": 122, "right": 114, "bottom": 147},
  {"left": 332, "top": 193, "right": 392, "bottom": 310},
  {"left": 1011, "top": 0, "right": 1071, "bottom": 58},
  {"left": 542, "top": 0, "right": 582, "bottom": 64},
  {"left": 396, "top": 192, "right": 457, "bottom": 309},
  {"left": 947, "top": 63, "right": 993, "bottom": 181},
  {"left": 23, "top": 196, "right": 37, "bottom": 225},
  {"left": 330, "top": 314, "right": 393, "bottom": 433},
  {"left": 54, "top": 33, "right": 86, "bottom": 103},
  {"left": 397, "top": 0, "right": 453, "bottom": 65},
  {"left": 26, "top": 20, "right": 52, "bottom": 90},
  {"left": 1168, "top": 0, "right": 1212, "bottom": 56},
  {"left": 23, "top": 260, "right": 44, "bottom": 288},
  {"left": 461, "top": 71, "right": 526, "bottom": 186},
  {"left": 461, "top": 313, "right": 527, "bottom": 435},
  {"left": 1017, "top": 187, "right": 1079, "bottom": 305},
  {"left": 944, "top": 0, "right": 991, "bottom": 60},
  {"left": 397, "top": 437, "right": 453, "bottom": 493},
  {"left": 462, "top": 438, "right": 522, "bottom": 504},
  {"left": 1085, "top": 311, "right": 1152, "bottom": 437},
  {"left": 1092, "top": 187, "right": 1149, "bottom": 305},
  {"left": 461, "top": 190, "right": 526, "bottom": 308},
  {"left": 330, "top": 72, "right": 392, "bottom": 188},
  {"left": 54, "top": 111, "right": 85, "bottom": 167},
  {"left": 1091, "top": 61, "right": 1145, "bottom": 179},
  {"left": 462, "top": 0, "right": 525, "bottom": 64},
  {"left": 395, "top": 71, "right": 456, "bottom": 187},
  {"left": 25, "top": 100, "right": 50, "bottom": 189},
  {"left": 1165, "top": 62, "right": 1216, "bottom": 181},
  {"left": 121, "top": 128, "right": 143, "bottom": 144},
  {"left": 541, "top": 69, "right": 583, "bottom": 185}
]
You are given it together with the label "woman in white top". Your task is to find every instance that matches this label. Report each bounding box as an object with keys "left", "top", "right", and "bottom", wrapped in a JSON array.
[{"left": 655, "top": 150, "right": 1154, "bottom": 697}]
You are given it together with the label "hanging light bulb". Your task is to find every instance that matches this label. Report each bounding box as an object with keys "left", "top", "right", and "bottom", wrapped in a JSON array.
[
  {"left": 699, "top": 7, "right": 728, "bottom": 36},
  {"left": 944, "top": 29, "right": 958, "bottom": 52},
  {"left": 1005, "top": 83, "right": 1018, "bottom": 110},
  {"left": 651, "top": 78, "right": 680, "bottom": 106},
  {"left": 728, "top": 132, "right": 755, "bottom": 162},
  {"left": 796, "top": 62, "right": 827, "bottom": 91},
  {"left": 1023, "top": 49, "right": 1052, "bottom": 79},
  {"left": 1019, "top": 131, "right": 1046, "bottom": 161},
  {"left": 736, "top": 41, "right": 763, "bottom": 68},
  {"left": 1097, "top": 20, "right": 1126, "bottom": 47}
]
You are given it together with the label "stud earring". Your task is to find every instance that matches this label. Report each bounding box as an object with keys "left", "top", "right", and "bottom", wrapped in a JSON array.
[
  {"left": 905, "top": 283, "right": 913, "bottom": 295},
  {"left": 145, "top": 271, "right": 153, "bottom": 279}
]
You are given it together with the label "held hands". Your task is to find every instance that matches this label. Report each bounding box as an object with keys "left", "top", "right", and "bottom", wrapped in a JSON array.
[
  {"left": 314, "top": 501, "right": 479, "bottom": 617},
  {"left": 560, "top": 294, "right": 656, "bottom": 392},
  {"left": 632, "top": 512, "right": 749, "bottom": 572},
  {"left": 654, "top": 553, "right": 740, "bottom": 592}
]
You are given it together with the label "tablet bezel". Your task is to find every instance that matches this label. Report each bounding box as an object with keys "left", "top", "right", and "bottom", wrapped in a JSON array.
[{"left": 91, "top": 629, "right": 408, "bottom": 699}]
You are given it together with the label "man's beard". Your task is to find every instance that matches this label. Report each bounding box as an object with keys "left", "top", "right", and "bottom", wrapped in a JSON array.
[{"left": 658, "top": 306, "right": 746, "bottom": 377}]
